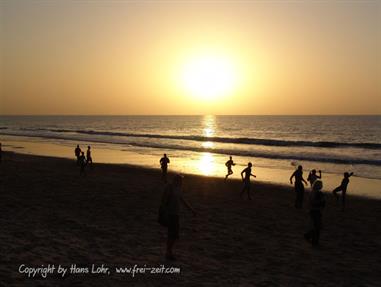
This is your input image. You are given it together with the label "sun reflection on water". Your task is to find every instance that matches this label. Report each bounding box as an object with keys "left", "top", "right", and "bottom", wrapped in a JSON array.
[
  {"left": 202, "top": 115, "right": 216, "bottom": 137},
  {"left": 202, "top": 115, "right": 216, "bottom": 150},
  {"left": 201, "top": 141, "right": 214, "bottom": 148}
]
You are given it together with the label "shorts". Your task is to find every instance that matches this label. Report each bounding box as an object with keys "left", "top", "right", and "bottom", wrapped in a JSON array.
[
  {"left": 168, "top": 214, "right": 179, "bottom": 240},
  {"left": 295, "top": 182, "right": 304, "bottom": 193},
  {"left": 243, "top": 180, "right": 251, "bottom": 188}
]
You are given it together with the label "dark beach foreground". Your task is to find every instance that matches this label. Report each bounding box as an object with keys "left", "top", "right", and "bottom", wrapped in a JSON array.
[{"left": 0, "top": 152, "right": 380, "bottom": 286}]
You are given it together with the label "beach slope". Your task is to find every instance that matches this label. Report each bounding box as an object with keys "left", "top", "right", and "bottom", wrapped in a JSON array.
[{"left": 0, "top": 152, "right": 380, "bottom": 286}]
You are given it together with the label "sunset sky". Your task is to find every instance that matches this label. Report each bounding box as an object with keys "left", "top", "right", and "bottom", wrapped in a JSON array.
[{"left": 1, "top": 1, "right": 380, "bottom": 115}]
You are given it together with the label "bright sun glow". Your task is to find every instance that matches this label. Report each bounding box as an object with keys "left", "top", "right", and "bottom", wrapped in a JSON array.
[
  {"left": 181, "top": 54, "right": 237, "bottom": 101},
  {"left": 198, "top": 152, "right": 216, "bottom": 175}
]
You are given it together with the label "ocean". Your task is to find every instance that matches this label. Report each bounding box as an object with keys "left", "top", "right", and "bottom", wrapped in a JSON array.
[{"left": 1, "top": 115, "right": 380, "bottom": 198}]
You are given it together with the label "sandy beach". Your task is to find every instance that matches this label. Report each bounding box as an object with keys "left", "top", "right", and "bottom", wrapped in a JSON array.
[{"left": 0, "top": 151, "right": 380, "bottom": 286}]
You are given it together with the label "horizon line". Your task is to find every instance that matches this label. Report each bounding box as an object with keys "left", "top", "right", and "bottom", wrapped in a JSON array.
[{"left": 0, "top": 114, "right": 380, "bottom": 117}]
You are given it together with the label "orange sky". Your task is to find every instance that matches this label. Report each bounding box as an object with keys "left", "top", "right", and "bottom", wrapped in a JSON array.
[{"left": 1, "top": 1, "right": 380, "bottom": 115}]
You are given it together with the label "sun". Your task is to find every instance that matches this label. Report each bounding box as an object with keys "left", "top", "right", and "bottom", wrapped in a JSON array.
[{"left": 181, "top": 54, "right": 237, "bottom": 101}]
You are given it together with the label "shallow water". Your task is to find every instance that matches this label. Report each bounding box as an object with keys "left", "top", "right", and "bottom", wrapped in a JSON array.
[{"left": 1, "top": 115, "right": 380, "bottom": 198}]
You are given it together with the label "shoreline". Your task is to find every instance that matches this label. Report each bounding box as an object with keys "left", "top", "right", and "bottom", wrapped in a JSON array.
[
  {"left": 1, "top": 151, "right": 380, "bottom": 286},
  {"left": 2, "top": 150, "right": 380, "bottom": 202},
  {"left": 2, "top": 134, "right": 380, "bottom": 199}
]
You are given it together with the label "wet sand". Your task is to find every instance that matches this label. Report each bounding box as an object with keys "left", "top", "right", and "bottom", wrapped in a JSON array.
[
  {"left": 0, "top": 152, "right": 380, "bottom": 286},
  {"left": 3, "top": 135, "right": 380, "bottom": 199}
]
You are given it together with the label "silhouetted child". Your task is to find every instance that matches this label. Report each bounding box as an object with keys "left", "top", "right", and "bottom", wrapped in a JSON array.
[
  {"left": 75, "top": 145, "right": 81, "bottom": 165},
  {"left": 159, "top": 174, "right": 196, "bottom": 260},
  {"left": 86, "top": 146, "right": 93, "bottom": 166},
  {"left": 304, "top": 180, "right": 325, "bottom": 246},
  {"left": 307, "top": 169, "right": 322, "bottom": 186},
  {"left": 332, "top": 172, "right": 354, "bottom": 210},
  {"left": 160, "top": 154, "right": 170, "bottom": 182},
  {"left": 79, "top": 152, "right": 87, "bottom": 176},
  {"left": 224, "top": 156, "right": 235, "bottom": 181},
  {"left": 240, "top": 162, "right": 256, "bottom": 200},
  {"left": 290, "top": 165, "right": 308, "bottom": 208}
]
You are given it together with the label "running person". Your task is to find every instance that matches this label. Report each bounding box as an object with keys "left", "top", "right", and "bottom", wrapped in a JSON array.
[
  {"left": 224, "top": 156, "right": 235, "bottom": 181},
  {"left": 240, "top": 162, "right": 256, "bottom": 200}
]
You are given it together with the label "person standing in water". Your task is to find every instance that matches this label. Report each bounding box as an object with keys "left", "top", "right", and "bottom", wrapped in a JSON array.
[
  {"left": 332, "top": 172, "right": 354, "bottom": 210},
  {"left": 307, "top": 169, "right": 322, "bottom": 187},
  {"left": 160, "top": 154, "right": 170, "bottom": 182},
  {"left": 159, "top": 174, "right": 196, "bottom": 260},
  {"left": 240, "top": 162, "right": 256, "bottom": 200},
  {"left": 290, "top": 165, "right": 308, "bottom": 208},
  {"left": 86, "top": 146, "right": 93, "bottom": 166},
  {"left": 304, "top": 180, "right": 325, "bottom": 246},
  {"left": 74, "top": 145, "right": 81, "bottom": 166},
  {"left": 224, "top": 156, "right": 236, "bottom": 181}
]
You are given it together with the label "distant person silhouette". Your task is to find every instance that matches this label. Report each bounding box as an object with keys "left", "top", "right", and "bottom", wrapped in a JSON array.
[
  {"left": 307, "top": 169, "right": 322, "bottom": 186},
  {"left": 79, "top": 152, "right": 87, "bottom": 176},
  {"left": 290, "top": 165, "right": 308, "bottom": 208},
  {"left": 160, "top": 154, "right": 170, "bottom": 182},
  {"left": 240, "top": 162, "right": 256, "bottom": 200},
  {"left": 159, "top": 174, "right": 196, "bottom": 261},
  {"left": 332, "top": 172, "right": 354, "bottom": 210},
  {"left": 224, "top": 156, "right": 236, "bottom": 181},
  {"left": 86, "top": 146, "right": 93, "bottom": 166},
  {"left": 75, "top": 145, "right": 81, "bottom": 165},
  {"left": 304, "top": 180, "right": 325, "bottom": 246}
]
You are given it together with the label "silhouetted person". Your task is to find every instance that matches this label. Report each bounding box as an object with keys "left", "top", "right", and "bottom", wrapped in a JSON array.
[
  {"left": 304, "top": 180, "right": 325, "bottom": 246},
  {"left": 224, "top": 156, "right": 235, "bottom": 181},
  {"left": 75, "top": 145, "right": 81, "bottom": 166},
  {"left": 307, "top": 169, "right": 322, "bottom": 186},
  {"left": 160, "top": 154, "right": 170, "bottom": 182},
  {"left": 79, "top": 152, "right": 87, "bottom": 176},
  {"left": 86, "top": 146, "right": 93, "bottom": 166},
  {"left": 290, "top": 165, "right": 308, "bottom": 208},
  {"left": 332, "top": 172, "right": 354, "bottom": 210},
  {"left": 159, "top": 174, "right": 196, "bottom": 260},
  {"left": 240, "top": 162, "right": 256, "bottom": 200}
]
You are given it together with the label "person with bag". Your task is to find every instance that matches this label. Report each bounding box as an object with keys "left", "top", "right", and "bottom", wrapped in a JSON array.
[{"left": 158, "top": 174, "right": 196, "bottom": 260}]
